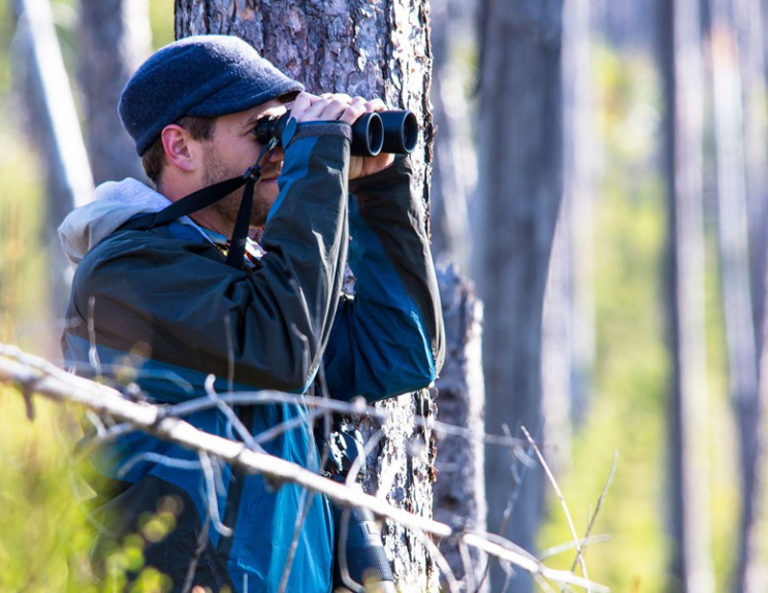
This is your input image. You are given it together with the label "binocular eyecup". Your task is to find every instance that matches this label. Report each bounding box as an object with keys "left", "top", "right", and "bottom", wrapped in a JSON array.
[{"left": 256, "top": 110, "right": 418, "bottom": 157}]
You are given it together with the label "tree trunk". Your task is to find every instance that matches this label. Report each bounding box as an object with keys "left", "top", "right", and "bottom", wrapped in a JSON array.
[
  {"left": 542, "top": 0, "right": 595, "bottom": 474},
  {"left": 429, "top": 2, "right": 488, "bottom": 586},
  {"left": 562, "top": 0, "right": 595, "bottom": 428},
  {"left": 706, "top": 2, "right": 768, "bottom": 591},
  {"left": 430, "top": 0, "right": 477, "bottom": 273},
  {"left": 592, "top": 0, "right": 658, "bottom": 51},
  {"left": 475, "top": 2, "right": 564, "bottom": 592},
  {"left": 659, "top": 0, "right": 714, "bottom": 591},
  {"left": 737, "top": 0, "right": 768, "bottom": 351},
  {"left": 78, "top": 0, "right": 151, "bottom": 184},
  {"left": 13, "top": 0, "right": 94, "bottom": 352},
  {"left": 174, "top": 2, "right": 438, "bottom": 588},
  {"left": 432, "top": 266, "right": 487, "bottom": 589},
  {"left": 728, "top": 1, "right": 768, "bottom": 589}
]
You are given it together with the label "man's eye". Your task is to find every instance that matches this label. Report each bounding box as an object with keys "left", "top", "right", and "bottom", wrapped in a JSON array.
[{"left": 253, "top": 116, "right": 280, "bottom": 145}]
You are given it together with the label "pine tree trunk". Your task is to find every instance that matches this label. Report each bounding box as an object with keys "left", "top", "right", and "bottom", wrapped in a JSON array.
[
  {"left": 174, "top": 2, "right": 438, "bottom": 588},
  {"left": 659, "top": 0, "right": 714, "bottom": 591},
  {"left": 475, "top": 2, "right": 564, "bottom": 591},
  {"left": 78, "top": 0, "right": 151, "bottom": 184}
]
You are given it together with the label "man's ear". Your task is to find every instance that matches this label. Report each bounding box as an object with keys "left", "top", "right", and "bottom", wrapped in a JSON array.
[{"left": 161, "top": 124, "right": 198, "bottom": 172}]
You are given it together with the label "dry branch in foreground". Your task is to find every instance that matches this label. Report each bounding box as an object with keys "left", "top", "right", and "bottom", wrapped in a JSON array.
[{"left": 0, "top": 343, "right": 607, "bottom": 592}]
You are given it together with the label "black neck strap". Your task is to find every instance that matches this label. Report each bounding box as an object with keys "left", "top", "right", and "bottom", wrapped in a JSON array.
[
  {"left": 123, "top": 139, "right": 277, "bottom": 269},
  {"left": 123, "top": 175, "right": 247, "bottom": 231}
]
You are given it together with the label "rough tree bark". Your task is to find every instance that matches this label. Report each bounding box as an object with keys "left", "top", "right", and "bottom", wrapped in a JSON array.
[
  {"left": 659, "top": 0, "right": 714, "bottom": 591},
  {"left": 78, "top": 0, "right": 151, "bottom": 184},
  {"left": 174, "top": 1, "right": 438, "bottom": 588},
  {"left": 475, "top": 2, "right": 564, "bottom": 592},
  {"left": 432, "top": 266, "right": 487, "bottom": 588}
]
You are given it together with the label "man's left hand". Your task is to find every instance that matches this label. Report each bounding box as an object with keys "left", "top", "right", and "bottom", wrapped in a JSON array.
[{"left": 319, "top": 94, "right": 395, "bottom": 180}]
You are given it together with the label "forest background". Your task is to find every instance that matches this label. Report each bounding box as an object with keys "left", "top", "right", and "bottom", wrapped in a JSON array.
[{"left": 0, "top": 0, "right": 764, "bottom": 592}]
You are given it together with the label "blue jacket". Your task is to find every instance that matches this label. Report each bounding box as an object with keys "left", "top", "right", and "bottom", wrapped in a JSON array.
[{"left": 59, "top": 123, "right": 444, "bottom": 592}]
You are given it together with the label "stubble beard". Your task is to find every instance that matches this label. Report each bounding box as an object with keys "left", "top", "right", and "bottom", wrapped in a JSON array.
[{"left": 202, "top": 145, "right": 272, "bottom": 230}]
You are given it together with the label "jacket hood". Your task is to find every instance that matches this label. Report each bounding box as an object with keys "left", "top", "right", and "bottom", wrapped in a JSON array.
[{"left": 58, "top": 178, "right": 179, "bottom": 264}]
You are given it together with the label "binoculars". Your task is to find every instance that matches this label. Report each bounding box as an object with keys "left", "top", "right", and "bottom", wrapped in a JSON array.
[
  {"left": 323, "top": 426, "right": 395, "bottom": 589},
  {"left": 255, "top": 110, "right": 418, "bottom": 157}
]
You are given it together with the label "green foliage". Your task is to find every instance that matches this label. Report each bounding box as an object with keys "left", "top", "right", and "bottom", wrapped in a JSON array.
[
  {"left": 0, "top": 388, "right": 96, "bottom": 592},
  {"left": 538, "top": 45, "right": 671, "bottom": 593},
  {"left": 0, "top": 127, "right": 49, "bottom": 351},
  {"left": 0, "top": 388, "right": 182, "bottom": 593},
  {"left": 538, "top": 41, "right": 743, "bottom": 593},
  {"left": 0, "top": 2, "right": 176, "bottom": 587},
  {"left": 149, "top": 2, "right": 175, "bottom": 49}
]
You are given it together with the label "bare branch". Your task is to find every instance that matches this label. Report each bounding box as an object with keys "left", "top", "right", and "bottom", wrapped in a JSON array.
[
  {"left": 462, "top": 533, "right": 607, "bottom": 592},
  {"left": 0, "top": 344, "right": 608, "bottom": 592},
  {"left": 520, "top": 425, "right": 589, "bottom": 586}
]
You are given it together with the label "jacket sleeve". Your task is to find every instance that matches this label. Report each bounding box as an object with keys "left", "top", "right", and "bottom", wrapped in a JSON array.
[
  {"left": 321, "top": 156, "right": 446, "bottom": 402},
  {"left": 66, "top": 125, "right": 352, "bottom": 395}
]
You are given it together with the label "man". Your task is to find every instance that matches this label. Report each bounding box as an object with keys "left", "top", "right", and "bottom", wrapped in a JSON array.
[{"left": 59, "top": 35, "right": 444, "bottom": 592}]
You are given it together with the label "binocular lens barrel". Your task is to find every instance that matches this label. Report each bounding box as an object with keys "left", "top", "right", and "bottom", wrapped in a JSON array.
[
  {"left": 256, "top": 110, "right": 418, "bottom": 157},
  {"left": 351, "top": 112, "right": 384, "bottom": 157},
  {"left": 379, "top": 110, "right": 419, "bottom": 154}
]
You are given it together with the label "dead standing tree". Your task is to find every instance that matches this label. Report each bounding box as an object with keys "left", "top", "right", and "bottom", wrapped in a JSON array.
[
  {"left": 174, "top": 1, "right": 438, "bottom": 588},
  {"left": 78, "top": 0, "right": 151, "bottom": 184},
  {"left": 705, "top": 0, "right": 768, "bottom": 590},
  {"left": 659, "top": 0, "right": 714, "bottom": 591},
  {"left": 475, "top": 1, "right": 564, "bottom": 592},
  {"left": 12, "top": 0, "right": 93, "bottom": 349}
]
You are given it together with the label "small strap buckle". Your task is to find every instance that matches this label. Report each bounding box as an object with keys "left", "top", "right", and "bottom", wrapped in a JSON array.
[
  {"left": 243, "top": 136, "right": 279, "bottom": 181},
  {"left": 242, "top": 164, "right": 261, "bottom": 181}
]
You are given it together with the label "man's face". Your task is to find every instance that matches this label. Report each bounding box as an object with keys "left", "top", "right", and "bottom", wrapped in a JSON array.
[{"left": 200, "top": 100, "right": 287, "bottom": 228}]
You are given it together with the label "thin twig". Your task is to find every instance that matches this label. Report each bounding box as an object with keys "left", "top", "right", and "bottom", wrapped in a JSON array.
[
  {"left": 477, "top": 423, "right": 537, "bottom": 592},
  {"left": 199, "top": 451, "right": 232, "bottom": 537},
  {"left": 540, "top": 535, "right": 611, "bottom": 561},
  {"left": 279, "top": 411, "right": 323, "bottom": 593},
  {"left": 278, "top": 487, "right": 316, "bottom": 593},
  {"left": 462, "top": 533, "right": 607, "bottom": 592},
  {"left": 411, "top": 527, "right": 461, "bottom": 593},
  {"left": 203, "top": 375, "right": 264, "bottom": 452},
  {"left": 570, "top": 451, "right": 617, "bottom": 573},
  {"left": 166, "top": 390, "right": 527, "bottom": 451},
  {"left": 520, "top": 425, "right": 589, "bottom": 588}
]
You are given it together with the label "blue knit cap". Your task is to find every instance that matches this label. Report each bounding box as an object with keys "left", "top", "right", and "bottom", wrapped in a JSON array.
[{"left": 119, "top": 35, "right": 304, "bottom": 155}]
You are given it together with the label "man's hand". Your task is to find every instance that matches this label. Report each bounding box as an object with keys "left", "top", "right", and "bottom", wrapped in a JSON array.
[{"left": 288, "top": 92, "right": 395, "bottom": 179}]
